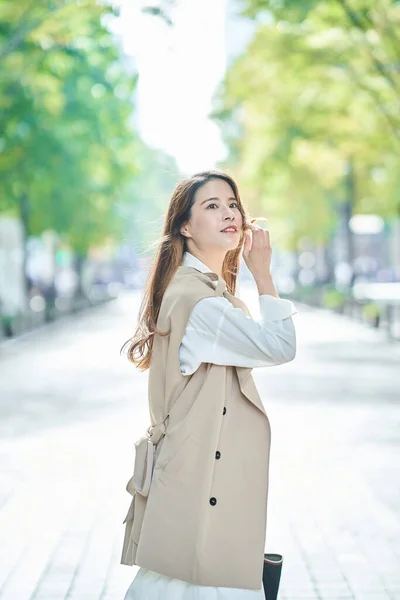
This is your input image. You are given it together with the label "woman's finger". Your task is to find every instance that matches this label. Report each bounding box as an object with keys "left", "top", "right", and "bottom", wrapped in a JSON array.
[
  {"left": 246, "top": 220, "right": 268, "bottom": 231},
  {"left": 251, "top": 229, "right": 270, "bottom": 248},
  {"left": 246, "top": 222, "right": 263, "bottom": 232}
]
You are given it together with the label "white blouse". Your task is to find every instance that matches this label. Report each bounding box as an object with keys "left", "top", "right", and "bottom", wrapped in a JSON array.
[
  {"left": 179, "top": 252, "right": 297, "bottom": 375},
  {"left": 124, "top": 252, "right": 297, "bottom": 600}
]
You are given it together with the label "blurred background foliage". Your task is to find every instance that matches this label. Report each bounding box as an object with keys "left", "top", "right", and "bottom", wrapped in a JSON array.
[
  {"left": 0, "top": 0, "right": 137, "bottom": 251},
  {"left": 0, "top": 0, "right": 180, "bottom": 335},
  {"left": 213, "top": 0, "right": 400, "bottom": 248}
]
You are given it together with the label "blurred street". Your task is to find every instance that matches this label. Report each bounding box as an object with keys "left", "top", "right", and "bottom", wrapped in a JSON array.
[{"left": 0, "top": 287, "right": 399, "bottom": 600}]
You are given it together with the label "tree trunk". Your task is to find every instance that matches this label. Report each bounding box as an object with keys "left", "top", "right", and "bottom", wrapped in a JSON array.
[
  {"left": 324, "top": 239, "right": 335, "bottom": 284},
  {"left": 343, "top": 159, "right": 356, "bottom": 270},
  {"left": 74, "top": 253, "right": 86, "bottom": 298},
  {"left": 18, "top": 193, "right": 32, "bottom": 300}
]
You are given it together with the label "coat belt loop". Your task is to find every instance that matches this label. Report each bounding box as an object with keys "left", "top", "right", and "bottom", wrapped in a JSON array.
[{"left": 147, "top": 413, "right": 170, "bottom": 445}]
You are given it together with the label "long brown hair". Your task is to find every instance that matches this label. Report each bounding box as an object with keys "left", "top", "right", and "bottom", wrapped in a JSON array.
[{"left": 121, "top": 169, "right": 251, "bottom": 371}]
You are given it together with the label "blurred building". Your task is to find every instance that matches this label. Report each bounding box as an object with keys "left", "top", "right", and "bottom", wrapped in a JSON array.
[{"left": 0, "top": 217, "right": 26, "bottom": 319}]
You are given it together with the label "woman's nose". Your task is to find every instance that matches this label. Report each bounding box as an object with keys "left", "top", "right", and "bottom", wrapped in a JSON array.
[{"left": 223, "top": 207, "right": 235, "bottom": 219}]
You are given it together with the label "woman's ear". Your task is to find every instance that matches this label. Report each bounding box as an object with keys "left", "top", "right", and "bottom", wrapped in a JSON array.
[{"left": 180, "top": 225, "right": 190, "bottom": 238}]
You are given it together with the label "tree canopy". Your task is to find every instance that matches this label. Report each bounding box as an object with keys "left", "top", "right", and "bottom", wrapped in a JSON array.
[
  {"left": 0, "top": 0, "right": 138, "bottom": 253},
  {"left": 213, "top": 0, "right": 400, "bottom": 249}
]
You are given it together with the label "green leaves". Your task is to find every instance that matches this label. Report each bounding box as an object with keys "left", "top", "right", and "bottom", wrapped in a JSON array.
[
  {"left": 0, "top": 0, "right": 138, "bottom": 252},
  {"left": 244, "top": 0, "right": 321, "bottom": 22},
  {"left": 214, "top": 0, "right": 400, "bottom": 248}
]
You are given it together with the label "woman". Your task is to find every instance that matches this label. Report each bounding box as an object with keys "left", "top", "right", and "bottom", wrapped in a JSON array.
[{"left": 121, "top": 169, "right": 297, "bottom": 599}]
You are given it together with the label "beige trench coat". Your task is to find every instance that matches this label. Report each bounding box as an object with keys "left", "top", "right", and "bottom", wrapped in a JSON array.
[{"left": 121, "top": 266, "right": 271, "bottom": 590}]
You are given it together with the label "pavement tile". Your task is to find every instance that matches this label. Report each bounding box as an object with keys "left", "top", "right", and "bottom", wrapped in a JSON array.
[{"left": 351, "top": 595, "right": 392, "bottom": 600}]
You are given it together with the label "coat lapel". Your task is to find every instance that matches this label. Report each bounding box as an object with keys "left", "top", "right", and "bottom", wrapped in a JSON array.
[
  {"left": 210, "top": 277, "right": 269, "bottom": 420},
  {"left": 235, "top": 366, "right": 268, "bottom": 418},
  {"left": 178, "top": 268, "right": 269, "bottom": 419}
]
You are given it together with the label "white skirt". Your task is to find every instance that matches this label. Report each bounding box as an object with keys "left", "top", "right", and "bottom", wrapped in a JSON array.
[{"left": 124, "top": 567, "right": 265, "bottom": 600}]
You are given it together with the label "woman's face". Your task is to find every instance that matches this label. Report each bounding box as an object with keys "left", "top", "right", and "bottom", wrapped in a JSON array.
[{"left": 181, "top": 178, "right": 243, "bottom": 253}]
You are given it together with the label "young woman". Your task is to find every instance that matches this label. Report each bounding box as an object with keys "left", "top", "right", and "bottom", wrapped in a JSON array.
[{"left": 121, "top": 169, "right": 297, "bottom": 600}]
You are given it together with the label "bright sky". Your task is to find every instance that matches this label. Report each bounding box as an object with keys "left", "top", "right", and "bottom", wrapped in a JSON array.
[{"left": 115, "top": 0, "right": 228, "bottom": 174}]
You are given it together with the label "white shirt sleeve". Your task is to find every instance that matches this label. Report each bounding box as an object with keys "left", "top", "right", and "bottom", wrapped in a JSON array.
[{"left": 179, "top": 294, "right": 297, "bottom": 376}]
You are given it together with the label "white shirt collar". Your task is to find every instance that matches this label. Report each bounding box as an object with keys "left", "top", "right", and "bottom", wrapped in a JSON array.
[
  {"left": 181, "top": 252, "right": 227, "bottom": 293},
  {"left": 182, "top": 251, "right": 215, "bottom": 274}
]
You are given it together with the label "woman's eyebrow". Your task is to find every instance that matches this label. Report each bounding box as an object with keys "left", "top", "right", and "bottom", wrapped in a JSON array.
[{"left": 200, "top": 196, "right": 237, "bottom": 205}]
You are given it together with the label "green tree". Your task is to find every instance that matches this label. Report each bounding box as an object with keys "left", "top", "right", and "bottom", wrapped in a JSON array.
[
  {"left": 119, "top": 137, "right": 182, "bottom": 254},
  {"left": 0, "top": 0, "right": 138, "bottom": 270},
  {"left": 213, "top": 0, "right": 400, "bottom": 254}
]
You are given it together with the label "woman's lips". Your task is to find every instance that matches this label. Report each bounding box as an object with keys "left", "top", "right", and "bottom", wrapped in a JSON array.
[{"left": 221, "top": 227, "right": 238, "bottom": 233}]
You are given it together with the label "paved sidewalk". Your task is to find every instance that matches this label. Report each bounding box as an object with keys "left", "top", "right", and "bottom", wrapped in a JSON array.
[{"left": 0, "top": 289, "right": 399, "bottom": 600}]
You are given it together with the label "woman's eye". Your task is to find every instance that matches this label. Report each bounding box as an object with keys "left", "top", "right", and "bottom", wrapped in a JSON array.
[{"left": 207, "top": 202, "right": 238, "bottom": 209}]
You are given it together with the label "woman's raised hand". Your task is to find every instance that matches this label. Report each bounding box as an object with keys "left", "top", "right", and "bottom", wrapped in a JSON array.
[{"left": 242, "top": 218, "right": 272, "bottom": 278}]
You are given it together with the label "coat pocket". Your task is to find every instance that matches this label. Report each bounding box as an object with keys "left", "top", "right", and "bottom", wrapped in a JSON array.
[{"left": 155, "top": 432, "right": 200, "bottom": 477}]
